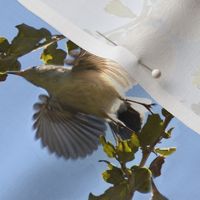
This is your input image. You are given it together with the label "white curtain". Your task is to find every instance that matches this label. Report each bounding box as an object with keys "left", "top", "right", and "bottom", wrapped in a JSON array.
[{"left": 18, "top": 0, "right": 200, "bottom": 134}]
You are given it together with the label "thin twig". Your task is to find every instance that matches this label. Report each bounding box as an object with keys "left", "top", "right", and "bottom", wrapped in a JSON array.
[{"left": 33, "top": 34, "right": 66, "bottom": 51}]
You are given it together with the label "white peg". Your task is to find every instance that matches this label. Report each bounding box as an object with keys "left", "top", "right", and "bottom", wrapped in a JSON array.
[
  {"left": 151, "top": 69, "right": 161, "bottom": 78},
  {"left": 139, "top": 61, "right": 161, "bottom": 79},
  {"left": 96, "top": 31, "right": 162, "bottom": 79}
]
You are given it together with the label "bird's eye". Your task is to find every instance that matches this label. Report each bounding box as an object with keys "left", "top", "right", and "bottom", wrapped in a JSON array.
[{"left": 32, "top": 66, "right": 37, "bottom": 70}]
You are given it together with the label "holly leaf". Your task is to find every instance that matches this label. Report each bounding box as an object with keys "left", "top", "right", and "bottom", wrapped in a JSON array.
[
  {"left": 10, "top": 24, "right": 52, "bottom": 57},
  {"left": 149, "top": 156, "right": 165, "bottom": 178},
  {"left": 155, "top": 147, "right": 176, "bottom": 157},
  {"left": 88, "top": 181, "right": 130, "bottom": 200},
  {"left": 131, "top": 166, "right": 152, "bottom": 193},
  {"left": 0, "top": 37, "right": 21, "bottom": 72},
  {"left": 41, "top": 43, "right": 67, "bottom": 65},
  {"left": 139, "top": 114, "right": 163, "bottom": 147},
  {"left": 0, "top": 55, "right": 21, "bottom": 72},
  {"left": 102, "top": 164, "right": 124, "bottom": 185},
  {"left": 0, "top": 24, "right": 53, "bottom": 73}
]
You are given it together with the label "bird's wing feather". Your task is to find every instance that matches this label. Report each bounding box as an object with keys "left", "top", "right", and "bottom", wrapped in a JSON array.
[
  {"left": 71, "top": 50, "right": 135, "bottom": 91},
  {"left": 32, "top": 94, "right": 106, "bottom": 159}
]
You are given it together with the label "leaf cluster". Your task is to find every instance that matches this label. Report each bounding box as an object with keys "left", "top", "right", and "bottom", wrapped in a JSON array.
[
  {"left": 89, "top": 109, "right": 175, "bottom": 200},
  {"left": 0, "top": 24, "right": 79, "bottom": 82}
]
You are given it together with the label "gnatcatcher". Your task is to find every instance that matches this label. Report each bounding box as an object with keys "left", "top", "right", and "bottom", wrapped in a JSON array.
[{"left": 8, "top": 50, "right": 150, "bottom": 159}]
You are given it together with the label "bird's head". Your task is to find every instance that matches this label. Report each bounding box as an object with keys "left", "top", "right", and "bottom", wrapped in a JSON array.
[{"left": 7, "top": 65, "right": 68, "bottom": 89}]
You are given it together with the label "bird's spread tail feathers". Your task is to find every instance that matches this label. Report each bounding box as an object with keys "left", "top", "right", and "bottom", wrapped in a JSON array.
[
  {"left": 109, "top": 102, "right": 142, "bottom": 139},
  {"left": 109, "top": 97, "right": 152, "bottom": 139}
]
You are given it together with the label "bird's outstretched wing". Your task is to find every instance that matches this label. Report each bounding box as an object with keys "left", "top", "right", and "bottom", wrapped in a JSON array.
[
  {"left": 71, "top": 50, "right": 134, "bottom": 92},
  {"left": 32, "top": 94, "right": 107, "bottom": 159}
]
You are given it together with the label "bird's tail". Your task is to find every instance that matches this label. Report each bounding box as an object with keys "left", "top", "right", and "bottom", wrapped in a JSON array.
[
  {"left": 108, "top": 102, "right": 142, "bottom": 139},
  {"left": 109, "top": 97, "right": 152, "bottom": 140}
]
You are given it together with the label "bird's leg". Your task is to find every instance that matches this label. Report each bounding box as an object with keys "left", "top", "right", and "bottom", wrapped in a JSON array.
[
  {"left": 106, "top": 113, "right": 135, "bottom": 133},
  {"left": 106, "top": 113, "right": 127, "bottom": 143},
  {"left": 110, "top": 124, "right": 120, "bottom": 145},
  {"left": 120, "top": 97, "right": 155, "bottom": 114}
]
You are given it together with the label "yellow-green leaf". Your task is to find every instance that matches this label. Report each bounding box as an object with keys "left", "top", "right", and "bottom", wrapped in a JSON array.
[
  {"left": 41, "top": 53, "right": 53, "bottom": 63},
  {"left": 155, "top": 147, "right": 176, "bottom": 157},
  {"left": 118, "top": 141, "right": 131, "bottom": 153},
  {"left": 116, "top": 140, "right": 135, "bottom": 163},
  {"left": 103, "top": 142, "right": 116, "bottom": 158},
  {"left": 130, "top": 133, "right": 140, "bottom": 147},
  {"left": 100, "top": 136, "right": 116, "bottom": 158},
  {"left": 127, "top": 133, "right": 140, "bottom": 154}
]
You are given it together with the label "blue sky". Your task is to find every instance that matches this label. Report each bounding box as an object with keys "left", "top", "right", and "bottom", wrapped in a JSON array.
[{"left": 1, "top": 1, "right": 200, "bottom": 200}]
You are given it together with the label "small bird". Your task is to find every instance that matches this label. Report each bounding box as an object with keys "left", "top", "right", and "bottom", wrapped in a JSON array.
[{"left": 7, "top": 49, "right": 150, "bottom": 159}]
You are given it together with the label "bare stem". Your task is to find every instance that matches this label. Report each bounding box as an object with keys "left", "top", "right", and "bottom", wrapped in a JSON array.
[{"left": 34, "top": 34, "right": 66, "bottom": 51}]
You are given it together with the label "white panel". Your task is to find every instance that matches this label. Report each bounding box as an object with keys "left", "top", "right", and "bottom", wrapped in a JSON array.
[{"left": 18, "top": 0, "right": 200, "bottom": 134}]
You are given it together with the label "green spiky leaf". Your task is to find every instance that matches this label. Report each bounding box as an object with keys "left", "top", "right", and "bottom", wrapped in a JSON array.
[
  {"left": 139, "top": 114, "right": 163, "bottom": 147},
  {"left": 41, "top": 43, "right": 67, "bottom": 65},
  {"left": 0, "top": 55, "right": 21, "bottom": 72},
  {"left": 131, "top": 166, "right": 152, "bottom": 193},
  {"left": 102, "top": 164, "right": 124, "bottom": 185},
  {"left": 10, "top": 23, "right": 51, "bottom": 56},
  {"left": 89, "top": 181, "right": 130, "bottom": 200}
]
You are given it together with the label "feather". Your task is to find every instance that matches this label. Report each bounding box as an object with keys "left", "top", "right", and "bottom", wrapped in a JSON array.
[{"left": 32, "top": 94, "right": 107, "bottom": 159}]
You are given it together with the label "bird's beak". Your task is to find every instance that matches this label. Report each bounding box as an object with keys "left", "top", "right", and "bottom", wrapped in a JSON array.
[{"left": 7, "top": 71, "right": 24, "bottom": 76}]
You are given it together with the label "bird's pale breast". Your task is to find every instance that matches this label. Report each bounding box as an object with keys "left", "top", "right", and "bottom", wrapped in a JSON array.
[{"left": 49, "top": 70, "right": 121, "bottom": 117}]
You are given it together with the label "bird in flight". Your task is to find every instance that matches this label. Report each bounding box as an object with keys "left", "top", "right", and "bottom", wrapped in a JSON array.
[{"left": 7, "top": 49, "right": 151, "bottom": 159}]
